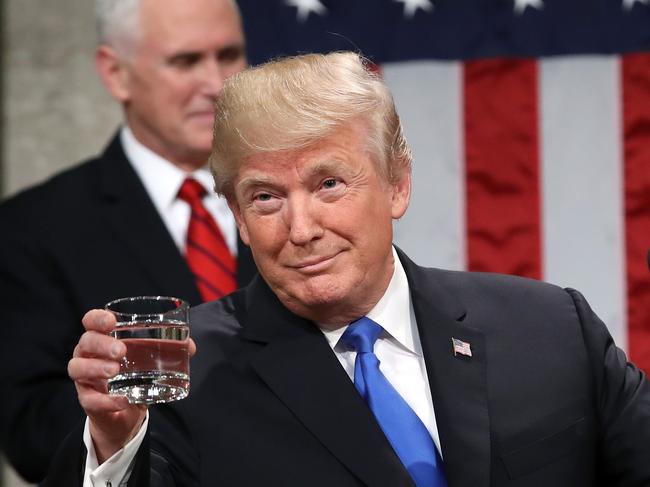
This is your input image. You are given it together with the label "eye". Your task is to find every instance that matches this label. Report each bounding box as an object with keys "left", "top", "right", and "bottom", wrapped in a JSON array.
[
  {"left": 254, "top": 193, "right": 273, "bottom": 202},
  {"left": 218, "top": 46, "right": 246, "bottom": 64},
  {"left": 250, "top": 191, "right": 282, "bottom": 214},
  {"left": 318, "top": 177, "right": 346, "bottom": 201},
  {"left": 322, "top": 178, "right": 338, "bottom": 189},
  {"left": 168, "top": 53, "right": 202, "bottom": 69}
]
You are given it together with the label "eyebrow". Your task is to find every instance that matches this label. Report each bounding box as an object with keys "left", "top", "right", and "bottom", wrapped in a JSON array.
[
  {"left": 166, "top": 51, "right": 201, "bottom": 63},
  {"left": 300, "top": 158, "right": 361, "bottom": 182},
  {"left": 236, "top": 158, "right": 356, "bottom": 195},
  {"left": 302, "top": 160, "right": 342, "bottom": 176},
  {"left": 165, "top": 42, "right": 246, "bottom": 63},
  {"left": 236, "top": 175, "right": 279, "bottom": 195}
]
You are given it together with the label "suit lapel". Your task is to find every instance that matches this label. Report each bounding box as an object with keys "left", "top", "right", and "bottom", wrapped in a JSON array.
[
  {"left": 97, "top": 136, "right": 202, "bottom": 305},
  {"left": 399, "top": 250, "right": 491, "bottom": 487},
  {"left": 241, "top": 279, "right": 415, "bottom": 487}
]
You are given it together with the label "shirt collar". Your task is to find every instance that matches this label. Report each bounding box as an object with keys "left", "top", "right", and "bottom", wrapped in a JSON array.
[
  {"left": 321, "top": 247, "right": 419, "bottom": 356},
  {"left": 120, "top": 125, "right": 215, "bottom": 210}
]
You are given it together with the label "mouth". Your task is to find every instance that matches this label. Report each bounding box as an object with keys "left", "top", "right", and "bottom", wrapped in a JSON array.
[
  {"left": 289, "top": 252, "right": 342, "bottom": 274},
  {"left": 188, "top": 111, "right": 215, "bottom": 124}
]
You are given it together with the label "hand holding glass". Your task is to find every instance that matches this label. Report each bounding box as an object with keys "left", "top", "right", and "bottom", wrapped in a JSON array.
[{"left": 105, "top": 296, "right": 190, "bottom": 404}]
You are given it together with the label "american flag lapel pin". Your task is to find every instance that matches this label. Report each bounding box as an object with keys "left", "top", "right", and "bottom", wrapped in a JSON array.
[{"left": 452, "top": 337, "right": 472, "bottom": 358}]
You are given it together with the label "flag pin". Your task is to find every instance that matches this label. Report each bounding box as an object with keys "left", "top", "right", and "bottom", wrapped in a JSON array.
[{"left": 452, "top": 337, "right": 472, "bottom": 357}]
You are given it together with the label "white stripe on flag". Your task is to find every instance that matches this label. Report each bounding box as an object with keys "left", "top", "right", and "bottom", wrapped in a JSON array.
[
  {"left": 540, "top": 56, "right": 627, "bottom": 349},
  {"left": 385, "top": 61, "right": 465, "bottom": 271}
]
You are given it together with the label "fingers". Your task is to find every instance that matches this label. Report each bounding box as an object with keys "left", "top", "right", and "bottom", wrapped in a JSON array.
[
  {"left": 68, "top": 357, "right": 119, "bottom": 382},
  {"left": 75, "top": 330, "right": 125, "bottom": 360},
  {"left": 188, "top": 338, "right": 197, "bottom": 357},
  {"left": 82, "top": 309, "right": 116, "bottom": 333},
  {"left": 74, "top": 308, "right": 149, "bottom": 455},
  {"left": 70, "top": 333, "right": 123, "bottom": 402},
  {"left": 71, "top": 356, "right": 133, "bottom": 419},
  {"left": 76, "top": 383, "right": 131, "bottom": 415}
]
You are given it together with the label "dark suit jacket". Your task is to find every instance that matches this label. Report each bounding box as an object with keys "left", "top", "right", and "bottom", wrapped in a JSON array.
[
  {"left": 44, "top": 249, "right": 650, "bottom": 486},
  {"left": 0, "top": 135, "right": 257, "bottom": 482}
]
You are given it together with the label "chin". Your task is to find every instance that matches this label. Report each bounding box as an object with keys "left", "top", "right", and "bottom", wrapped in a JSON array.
[
  {"left": 180, "top": 131, "right": 212, "bottom": 151},
  {"left": 191, "top": 139, "right": 213, "bottom": 154},
  {"left": 292, "top": 279, "right": 350, "bottom": 308}
]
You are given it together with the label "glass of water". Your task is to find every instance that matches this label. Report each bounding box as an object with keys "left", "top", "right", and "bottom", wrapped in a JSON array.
[{"left": 105, "top": 296, "right": 190, "bottom": 404}]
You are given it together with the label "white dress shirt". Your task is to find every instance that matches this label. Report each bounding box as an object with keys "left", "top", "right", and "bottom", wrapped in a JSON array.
[
  {"left": 83, "top": 414, "right": 149, "bottom": 487},
  {"left": 120, "top": 126, "right": 238, "bottom": 256},
  {"left": 82, "top": 247, "right": 442, "bottom": 485},
  {"left": 321, "top": 247, "right": 442, "bottom": 455}
]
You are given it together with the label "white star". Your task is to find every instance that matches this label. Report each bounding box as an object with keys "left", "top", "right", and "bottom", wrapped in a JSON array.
[
  {"left": 394, "top": 0, "right": 434, "bottom": 18},
  {"left": 623, "top": 0, "right": 650, "bottom": 10},
  {"left": 285, "top": 0, "right": 327, "bottom": 22},
  {"left": 513, "top": 0, "right": 544, "bottom": 14}
]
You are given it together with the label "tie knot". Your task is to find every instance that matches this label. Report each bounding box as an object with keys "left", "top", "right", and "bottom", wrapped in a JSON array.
[
  {"left": 340, "top": 316, "right": 383, "bottom": 354},
  {"left": 178, "top": 178, "right": 207, "bottom": 205}
]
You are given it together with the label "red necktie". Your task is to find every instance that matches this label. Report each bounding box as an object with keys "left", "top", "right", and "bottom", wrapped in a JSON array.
[{"left": 177, "top": 178, "right": 237, "bottom": 301}]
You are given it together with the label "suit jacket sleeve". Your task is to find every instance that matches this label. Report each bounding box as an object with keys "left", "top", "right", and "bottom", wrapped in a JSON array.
[
  {"left": 569, "top": 288, "right": 650, "bottom": 484},
  {"left": 40, "top": 420, "right": 86, "bottom": 487},
  {"left": 41, "top": 408, "right": 193, "bottom": 487}
]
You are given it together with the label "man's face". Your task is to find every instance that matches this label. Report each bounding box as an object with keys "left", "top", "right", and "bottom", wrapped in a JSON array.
[
  {"left": 229, "top": 122, "right": 411, "bottom": 327},
  {"left": 115, "top": 0, "right": 246, "bottom": 168}
]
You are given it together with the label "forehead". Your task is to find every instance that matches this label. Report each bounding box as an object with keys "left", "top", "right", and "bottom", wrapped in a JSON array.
[
  {"left": 235, "top": 123, "right": 382, "bottom": 187},
  {"left": 137, "top": 0, "right": 243, "bottom": 53}
]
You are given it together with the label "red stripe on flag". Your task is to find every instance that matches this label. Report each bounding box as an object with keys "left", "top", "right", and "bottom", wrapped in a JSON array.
[
  {"left": 622, "top": 53, "right": 650, "bottom": 373},
  {"left": 464, "top": 59, "right": 542, "bottom": 279}
]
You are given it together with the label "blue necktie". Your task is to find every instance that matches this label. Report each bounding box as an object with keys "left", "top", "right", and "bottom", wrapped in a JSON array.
[{"left": 341, "top": 317, "right": 447, "bottom": 487}]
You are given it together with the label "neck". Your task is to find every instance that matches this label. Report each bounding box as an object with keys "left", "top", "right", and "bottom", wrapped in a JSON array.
[{"left": 124, "top": 123, "right": 209, "bottom": 172}]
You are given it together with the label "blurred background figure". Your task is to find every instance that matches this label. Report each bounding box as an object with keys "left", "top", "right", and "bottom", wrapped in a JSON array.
[
  {"left": 2, "top": 0, "right": 650, "bottom": 486},
  {"left": 0, "top": 0, "right": 256, "bottom": 485}
]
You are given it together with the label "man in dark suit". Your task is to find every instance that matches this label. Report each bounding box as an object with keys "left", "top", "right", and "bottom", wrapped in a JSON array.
[
  {"left": 0, "top": 0, "right": 255, "bottom": 482},
  {"left": 56, "top": 51, "right": 650, "bottom": 486}
]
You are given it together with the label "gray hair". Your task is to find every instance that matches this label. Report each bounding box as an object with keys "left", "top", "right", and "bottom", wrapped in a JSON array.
[
  {"left": 94, "top": 0, "right": 242, "bottom": 58},
  {"left": 209, "top": 51, "right": 412, "bottom": 200},
  {"left": 94, "top": 0, "right": 141, "bottom": 57}
]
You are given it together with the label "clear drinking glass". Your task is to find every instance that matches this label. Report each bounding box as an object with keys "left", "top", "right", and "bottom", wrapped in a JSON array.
[{"left": 105, "top": 296, "right": 190, "bottom": 404}]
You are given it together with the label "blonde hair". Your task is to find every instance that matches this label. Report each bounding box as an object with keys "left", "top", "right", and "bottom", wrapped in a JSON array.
[{"left": 209, "top": 51, "right": 412, "bottom": 199}]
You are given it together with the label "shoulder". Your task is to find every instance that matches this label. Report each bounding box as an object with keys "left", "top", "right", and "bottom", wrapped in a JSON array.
[
  {"left": 0, "top": 156, "right": 104, "bottom": 218},
  {"left": 430, "top": 266, "right": 572, "bottom": 306},
  {"left": 188, "top": 290, "right": 247, "bottom": 387},
  {"left": 398, "top": 246, "right": 571, "bottom": 309},
  {"left": 190, "top": 292, "right": 243, "bottom": 340},
  {"left": 0, "top": 134, "right": 123, "bottom": 214},
  {"left": 404, "top": 248, "right": 575, "bottom": 314},
  {"left": 409, "top": 262, "right": 589, "bottom": 345},
  {"left": 0, "top": 136, "right": 124, "bottom": 232}
]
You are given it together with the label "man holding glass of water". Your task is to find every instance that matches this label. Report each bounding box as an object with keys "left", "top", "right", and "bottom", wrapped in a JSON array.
[{"left": 52, "top": 52, "right": 650, "bottom": 486}]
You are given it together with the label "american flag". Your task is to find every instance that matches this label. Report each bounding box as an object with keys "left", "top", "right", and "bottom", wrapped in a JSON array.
[
  {"left": 237, "top": 0, "right": 650, "bottom": 371},
  {"left": 452, "top": 337, "right": 473, "bottom": 357}
]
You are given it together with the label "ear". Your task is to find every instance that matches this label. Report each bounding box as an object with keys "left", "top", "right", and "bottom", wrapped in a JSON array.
[
  {"left": 390, "top": 168, "right": 411, "bottom": 220},
  {"left": 227, "top": 198, "right": 250, "bottom": 245},
  {"left": 95, "top": 45, "right": 131, "bottom": 103}
]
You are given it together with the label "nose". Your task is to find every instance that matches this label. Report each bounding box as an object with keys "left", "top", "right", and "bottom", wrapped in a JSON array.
[
  {"left": 286, "top": 195, "right": 323, "bottom": 246},
  {"left": 198, "top": 58, "right": 226, "bottom": 98}
]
